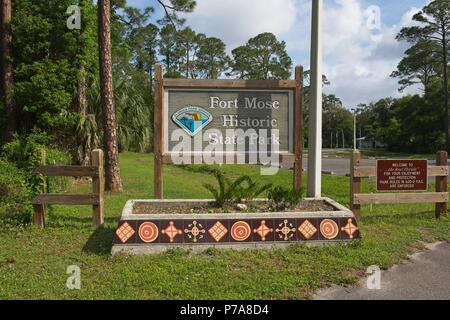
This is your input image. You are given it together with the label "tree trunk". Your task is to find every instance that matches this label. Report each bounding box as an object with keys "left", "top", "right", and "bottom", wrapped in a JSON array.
[
  {"left": 98, "top": 0, "right": 123, "bottom": 191},
  {"left": 186, "top": 45, "right": 189, "bottom": 78},
  {"left": 76, "top": 64, "right": 90, "bottom": 165},
  {"left": 1, "top": 0, "right": 15, "bottom": 143},
  {"left": 77, "top": 64, "right": 87, "bottom": 117}
]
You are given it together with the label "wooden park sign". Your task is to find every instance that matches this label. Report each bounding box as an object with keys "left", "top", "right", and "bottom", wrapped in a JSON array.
[
  {"left": 350, "top": 151, "right": 449, "bottom": 219},
  {"left": 153, "top": 64, "right": 304, "bottom": 199},
  {"left": 376, "top": 159, "right": 428, "bottom": 191}
]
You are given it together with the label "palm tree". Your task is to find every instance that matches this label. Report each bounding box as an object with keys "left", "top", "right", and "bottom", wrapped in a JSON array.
[{"left": 98, "top": 0, "right": 123, "bottom": 191}]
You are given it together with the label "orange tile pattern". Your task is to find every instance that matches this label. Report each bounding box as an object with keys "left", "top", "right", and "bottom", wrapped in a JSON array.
[
  {"left": 208, "top": 221, "right": 228, "bottom": 242},
  {"left": 341, "top": 218, "right": 359, "bottom": 239},
  {"left": 320, "top": 219, "right": 339, "bottom": 240},
  {"left": 114, "top": 217, "right": 360, "bottom": 245},
  {"left": 253, "top": 220, "right": 273, "bottom": 241},
  {"left": 298, "top": 220, "right": 317, "bottom": 239},
  {"left": 116, "top": 222, "right": 135, "bottom": 243},
  {"left": 231, "top": 221, "right": 251, "bottom": 241}
]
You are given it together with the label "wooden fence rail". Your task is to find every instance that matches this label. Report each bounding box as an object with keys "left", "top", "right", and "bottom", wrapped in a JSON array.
[
  {"left": 350, "top": 150, "right": 448, "bottom": 220},
  {"left": 32, "top": 149, "right": 104, "bottom": 227}
]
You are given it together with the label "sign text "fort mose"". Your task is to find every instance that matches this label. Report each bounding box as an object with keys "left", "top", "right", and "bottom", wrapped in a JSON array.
[{"left": 210, "top": 97, "right": 280, "bottom": 110}]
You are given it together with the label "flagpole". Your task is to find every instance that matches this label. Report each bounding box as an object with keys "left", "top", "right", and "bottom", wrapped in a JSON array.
[{"left": 307, "top": 0, "right": 323, "bottom": 198}]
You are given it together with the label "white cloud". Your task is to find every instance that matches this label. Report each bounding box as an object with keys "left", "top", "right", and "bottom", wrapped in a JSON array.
[
  {"left": 182, "top": 0, "right": 298, "bottom": 49},
  {"left": 319, "top": 0, "right": 424, "bottom": 106},
  {"left": 176, "top": 0, "right": 426, "bottom": 106}
]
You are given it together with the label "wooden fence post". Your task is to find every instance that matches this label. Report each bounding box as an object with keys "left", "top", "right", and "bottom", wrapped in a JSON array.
[
  {"left": 435, "top": 150, "right": 448, "bottom": 219},
  {"left": 92, "top": 149, "right": 104, "bottom": 227},
  {"left": 350, "top": 150, "right": 361, "bottom": 220},
  {"left": 154, "top": 64, "right": 164, "bottom": 199},
  {"left": 33, "top": 148, "right": 46, "bottom": 227},
  {"left": 293, "top": 65, "right": 303, "bottom": 193}
]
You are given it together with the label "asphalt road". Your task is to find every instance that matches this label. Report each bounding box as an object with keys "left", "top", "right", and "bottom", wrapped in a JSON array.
[
  {"left": 314, "top": 242, "right": 450, "bottom": 300},
  {"left": 302, "top": 157, "right": 377, "bottom": 176}
]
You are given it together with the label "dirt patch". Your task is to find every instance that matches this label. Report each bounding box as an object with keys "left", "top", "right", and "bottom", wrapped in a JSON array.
[{"left": 133, "top": 200, "right": 336, "bottom": 215}]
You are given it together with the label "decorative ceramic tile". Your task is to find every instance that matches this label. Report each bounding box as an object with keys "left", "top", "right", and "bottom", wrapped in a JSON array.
[
  {"left": 230, "top": 220, "right": 252, "bottom": 242},
  {"left": 184, "top": 220, "right": 207, "bottom": 243},
  {"left": 252, "top": 220, "right": 274, "bottom": 241},
  {"left": 160, "top": 220, "right": 183, "bottom": 243},
  {"left": 319, "top": 218, "right": 339, "bottom": 240},
  {"left": 274, "top": 219, "right": 297, "bottom": 241},
  {"left": 298, "top": 219, "right": 318, "bottom": 240},
  {"left": 115, "top": 221, "right": 136, "bottom": 244},
  {"left": 137, "top": 221, "right": 159, "bottom": 243},
  {"left": 340, "top": 218, "right": 359, "bottom": 239},
  {"left": 114, "top": 215, "right": 359, "bottom": 247},
  {"left": 207, "top": 221, "right": 229, "bottom": 242}
]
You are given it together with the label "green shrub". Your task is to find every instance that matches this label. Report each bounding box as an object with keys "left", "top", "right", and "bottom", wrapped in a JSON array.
[
  {"left": 0, "top": 159, "right": 33, "bottom": 225},
  {"left": 238, "top": 178, "right": 272, "bottom": 202},
  {"left": 203, "top": 169, "right": 249, "bottom": 207},
  {"left": 45, "top": 147, "right": 73, "bottom": 193},
  {"left": 203, "top": 169, "right": 272, "bottom": 207},
  {"left": 2, "top": 132, "right": 72, "bottom": 194},
  {"left": 268, "top": 186, "right": 302, "bottom": 211}
]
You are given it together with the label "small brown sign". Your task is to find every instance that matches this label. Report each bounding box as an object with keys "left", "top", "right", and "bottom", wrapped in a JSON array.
[{"left": 376, "top": 159, "right": 428, "bottom": 191}]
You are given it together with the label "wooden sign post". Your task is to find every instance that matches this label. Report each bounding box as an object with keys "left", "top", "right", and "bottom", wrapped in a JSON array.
[
  {"left": 154, "top": 65, "right": 164, "bottom": 199},
  {"left": 294, "top": 66, "right": 303, "bottom": 192},
  {"left": 153, "top": 64, "right": 304, "bottom": 199},
  {"left": 435, "top": 151, "right": 448, "bottom": 218}
]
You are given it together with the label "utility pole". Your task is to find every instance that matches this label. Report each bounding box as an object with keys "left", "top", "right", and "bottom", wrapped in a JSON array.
[
  {"left": 307, "top": 0, "right": 323, "bottom": 198},
  {"left": 330, "top": 131, "right": 333, "bottom": 148},
  {"left": 336, "top": 131, "right": 338, "bottom": 149},
  {"left": 359, "top": 126, "right": 362, "bottom": 149},
  {"left": 352, "top": 108, "right": 357, "bottom": 150}
]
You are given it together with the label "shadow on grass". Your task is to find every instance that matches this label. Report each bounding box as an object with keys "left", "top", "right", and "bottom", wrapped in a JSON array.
[
  {"left": 82, "top": 226, "right": 116, "bottom": 255},
  {"left": 46, "top": 212, "right": 119, "bottom": 227}
]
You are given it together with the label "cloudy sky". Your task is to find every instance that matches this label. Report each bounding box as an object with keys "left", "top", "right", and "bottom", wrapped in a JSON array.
[{"left": 127, "top": 0, "right": 430, "bottom": 107}]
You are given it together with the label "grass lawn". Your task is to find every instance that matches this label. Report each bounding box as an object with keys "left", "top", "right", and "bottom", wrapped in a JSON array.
[
  {"left": 321, "top": 148, "right": 434, "bottom": 159},
  {"left": 0, "top": 152, "right": 448, "bottom": 299}
]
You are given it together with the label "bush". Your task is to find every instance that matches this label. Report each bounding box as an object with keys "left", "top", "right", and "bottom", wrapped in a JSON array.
[
  {"left": 0, "top": 159, "right": 33, "bottom": 225},
  {"left": 203, "top": 169, "right": 248, "bottom": 207},
  {"left": 45, "top": 147, "right": 73, "bottom": 193},
  {"left": 268, "top": 186, "right": 302, "bottom": 211},
  {"left": 239, "top": 178, "right": 272, "bottom": 202},
  {"left": 2, "top": 132, "right": 72, "bottom": 194},
  {"left": 202, "top": 169, "right": 271, "bottom": 207}
]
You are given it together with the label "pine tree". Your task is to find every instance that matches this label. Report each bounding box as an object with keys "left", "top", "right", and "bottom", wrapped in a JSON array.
[{"left": 98, "top": 0, "right": 123, "bottom": 191}]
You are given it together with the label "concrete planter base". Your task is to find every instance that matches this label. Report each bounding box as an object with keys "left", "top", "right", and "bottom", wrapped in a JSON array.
[{"left": 111, "top": 197, "right": 360, "bottom": 255}]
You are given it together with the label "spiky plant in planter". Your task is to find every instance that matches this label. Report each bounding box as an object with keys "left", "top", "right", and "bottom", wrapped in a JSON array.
[
  {"left": 203, "top": 169, "right": 271, "bottom": 208},
  {"left": 268, "top": 186, "right": 302, "bottom": 211},
  {"left": 203, "top": 169, "right": 246, "bottom": 207},
  {"left": 239, "top": 179, "right": 272, "bottom": 202}
]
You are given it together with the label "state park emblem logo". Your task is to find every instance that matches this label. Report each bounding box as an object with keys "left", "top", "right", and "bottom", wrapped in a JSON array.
[{"left": 172, "top": 106, "right": 213, "bottom": 137}]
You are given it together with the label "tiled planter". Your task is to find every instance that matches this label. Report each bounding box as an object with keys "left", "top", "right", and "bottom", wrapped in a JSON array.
[{"left": 111, "top": 197, "right": 360, "bottom": 255}]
